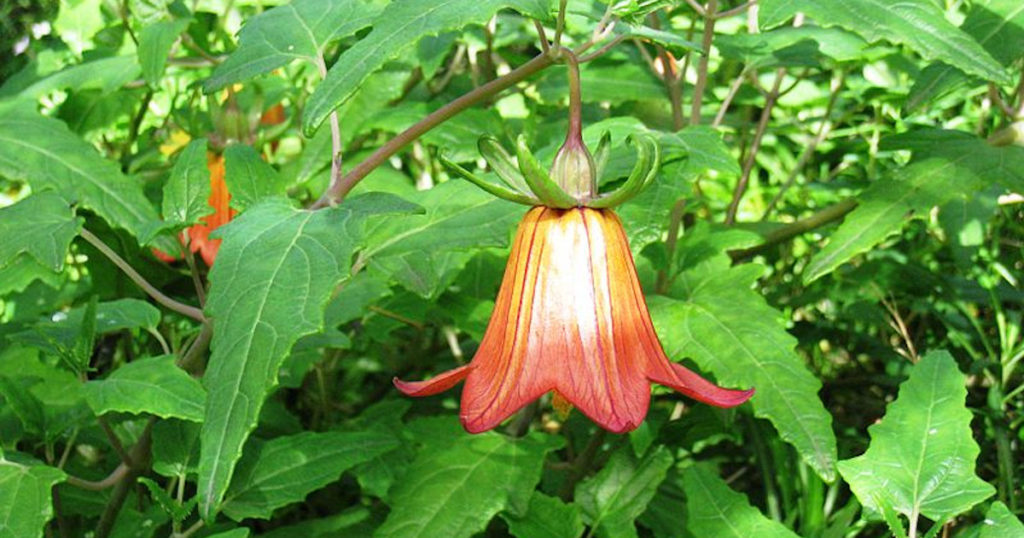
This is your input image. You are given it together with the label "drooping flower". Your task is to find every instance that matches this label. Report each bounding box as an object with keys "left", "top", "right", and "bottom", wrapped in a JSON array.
[
  {"left": 396, "top": 206, "right": 753, "bottom": 433},
  {"left": 395, "top": 50, "right": 753, "bottom": 433}
]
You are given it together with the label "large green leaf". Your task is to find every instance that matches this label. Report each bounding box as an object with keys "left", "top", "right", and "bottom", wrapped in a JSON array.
[
  {"left": 162, "top": 138, "right": 212, "bottom": 230},
  {"left": 650, "top": 251, "right": 838, "bottom": 482},
  {"left": 907, "top": 0, "right": 1024, "bottom": 111},
  {"left": 304, "top": 0, "right": 540, "bottom": 134},
  {"left": 805, "top": 132, "right": 1024, "bottom": 282},
  {"left": 197, "top": 194, "right": 416, "bottom": 520},
  {"left": 502, "top": 493, "right": 584, "bottom": 538},
  {"left": 138, "top": 18, "right": 190, "bottom": 87},
  {"left": 375, "top": 425, "right": 562, "bottom": 538},
  {"left": 980, "top": 502, "right": 1024, "bottom": 537},
  {"left": 772, "top": 0, "right": 1009, "bottom": 84},
  {"left": 576, "top": 446, "right": 673, "bottom": 538},
  {"left": 221, "top": 431, "right": 399, "bottom": 521},
  {"left": 0, "top": 191, "right": 82, "bottom": 271},
  {"left": 0, "top": 56, "right": 140, "bottom": 99},
  {"left": 717, "top": 26, "right": 872, "bottom": 68},
  {"left": 204, "top": 0, "right": 384, "bottom": 92},
  {"left": 0, "top": 455, "right": 67, "bottom": 538},
  {"left": 0, "top": 101, "right": 160, "bottom": 244},
  {"left": 363, "top": 180, "right": 522, "bottom": 298},
  {"left": 82, "top": 355, "right": 206, "bottom": 422},
  {"left": 682, "top": 465, "right": 799, "bottom": 538},
  {"left": 838, "top": 350, "right": 995, "bottom": 527}
]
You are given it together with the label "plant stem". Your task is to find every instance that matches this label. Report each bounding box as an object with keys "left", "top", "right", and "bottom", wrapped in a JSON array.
[
  {"left": 725, "top": 66, "right": 785, "bottom": 224},
  {"left": 94, "top": 417, "right": 156, "bottom": 538},
  {"left": 655, "top": 199, "right": 687, "bottom": 294},
  {"left": 178, "top": 322, "right": 213, "bottom": 373},
  {"left": 311, "top": 52, "right": 557, "bottom": 207},
  {"left": 689, "top": 0, "right": 719, "bottom": 125},
  {"left": 80, "top": 229, "right": 205, "bottom": 322},
  {"left": 711, "top": 68, "right": 748, "bottom": 127},
  {"left": 553, "top": 0, "right": 568, "bottom": 49},
  {"left": 729, "top": 198, "right": 858, "bottom": 261},
  {"left": 315, "top": 52, "right": 345, "bottom": 207},
  {"left": 66, "top": 464, "right": 129, "bottom": 491}
]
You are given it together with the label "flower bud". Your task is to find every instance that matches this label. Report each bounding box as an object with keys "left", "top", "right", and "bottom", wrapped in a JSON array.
[{"left": 550, "top": 135, "right": 597, "bottom": 202}]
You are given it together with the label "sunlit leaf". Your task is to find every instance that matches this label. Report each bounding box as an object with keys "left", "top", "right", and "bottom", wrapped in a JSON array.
[
  {"left": 0, "top": 191, "right": 82, "bottom": 272},
  {"left": 838, "top": 350, "right": 995, "bottom": 526},
  {"left": 197, "top": 194, "right": 417, "bottom": 520},
  {"left": 576, "top": 446, "right": 673, "bottom": 538},
  {"left": 0, "top": 455, "right": 66, "bottom": 538},
  {"left": 682, "top": 465, "right": 799, "bottom": 537},
  {"left": 83, "top": 355, "right": 206, "bottom": 421}
]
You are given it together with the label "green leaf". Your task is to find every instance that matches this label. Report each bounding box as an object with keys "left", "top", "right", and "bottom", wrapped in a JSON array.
[
  {"left": 0, "top": 56, "right": 140, "bottom": 99},
  {"left": 82, "top": 356, "right": 206, "bottom": 421},
  {"left": 375, "top": 428, "right": 563, "bottom": 538},
  {"left": 502, "top": 492, "right": 584, "bottom": 538},
  {"left": 980, "top": 501, "right": 1024, "bottom": 538},
  {"left": 162, "top": 138, "right": 212, "bottom": 230},
  {"left": 883, "top": 129, "right": 1024, "bottom": 192},
  {"left": 152, "top": 419, "right": 201, "bottom": 478},
  {"left": 197, "top": 194, "right": 417, "bottom": 520},
  {"left": 650, "top": 256, "right": 838, "bottom": 482},
  {"left": 837, "top": 350, "right": 995, "bottom": 525},
  {"left": 906, "top": 0, "right": 1024, "bottom": 111},
  {"left": 716, "top": 26, "right": 871, "bottom": 67},
  {"left": 660, "top": 127, "right": 741, "bottom": 178},
  {"left": 576, "top": 445, "right": 673, "bottom": 538},
  {"left": 221, "top": 430, "right": 399, "bottom": 521},
  {"left": 798, "top": 153, "right": 999, "bottom": 280},
  {"left": 0, "top": 101, "right": 160, "bottom": 244},
  {"left": 0, "top": 456, "right": 67, "bottom": 538},
  {"left": 258, "top": 508, "right": 373, "bottom": 538},
  {"left": 138, "top": 18, "right": 190, "bottom": 87},
  {"left": 204, "top": 0, "right": 384, "bottom": 92},
  {"left": 0, "top": 377, "right": 46, "bottom": 437},
  {"left": 363, "top": 181, "right": 521, "bottom": 297},
  {"left": 682, "top": 465, "right": 799, "bottom": 538},
  {"left": 304, "top": 0, "right": 540, "bottom": 134},
  {"left": 777, "top": 0, "right": 1010, "bottom": 84},
  {"left": 537, "top": 61, "right": 667, "bottom": 105},
  {"left": 0, "top": 191, "right": 82, "bottom": 271},
  {"left": 223, "top": 144, "right": 285, "bottom": 211}
]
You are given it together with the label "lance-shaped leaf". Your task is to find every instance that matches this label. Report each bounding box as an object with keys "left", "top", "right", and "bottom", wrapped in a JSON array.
[
  {"left": 0, "top": 101, "right": 160, "bottom": 244},
  {"left": 162, "top": 138, "right": 212, "bottom": 229},
  {"left": 775, "top": 0, "right": 1009, "bottom": 84},
  {"left": 479, "top": 136, "right": 531, "bottom": 193},
  {"left": 650, "top": 253, "right": 838, "bottom": 481},
  {"left": 221, "top": 431, "right": 399, "bottom": 521},
  {"left": 375, "top": 424, "right": 562, "bottom": 538},
  {"left": 515, "top": 135, "right": 577, "bottom": 208},
  {"left": 197, "top": 194, "right": 418, "bottom": 520},
  {"left": 838, "top": 350, "right": 995, "bottom": 527},
  {"left": 0, "top": 191, "right": 82, "bottom": 271},
  {"left": 0, "top": 455, "right": 67, "bottom": 538},
  {"left": 138, "top": 17, "right": 190, "bottom": 86},
  {"left": 589, "top": 134, "right": 660, "bottom": 209},
  {"left": 204, "top": 0, "right": 384, "bottom": 92},
  {"left": 576, "top": 445, "right": 673, "bottom": 538},
  {"left": 304, "top": 0, "right": 544, "bottom": 134},
  {"left": 682, "top": 465, "right": 799, "bottom": 538},
  {"left": 83, "top": 355, "right": 206, "bottom": 422},
  {"left": 440, "top": 155, "right": 538, "bottom": 205}
]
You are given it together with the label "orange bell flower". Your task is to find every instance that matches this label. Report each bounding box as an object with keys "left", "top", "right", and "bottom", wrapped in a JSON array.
[
  {"left": 395, "top": 206, "right": 753, "bottom": 434},
  {"left": 153, "top": 152, "right": 236, "bottom": 266}
]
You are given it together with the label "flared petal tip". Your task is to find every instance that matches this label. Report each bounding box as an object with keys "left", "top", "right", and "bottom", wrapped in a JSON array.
[
  {"left": 393, "top": 365, "right": 472, "bottom": 397},
  {"left": 714, "top": 387, "right": 755, "bottom": 408}
]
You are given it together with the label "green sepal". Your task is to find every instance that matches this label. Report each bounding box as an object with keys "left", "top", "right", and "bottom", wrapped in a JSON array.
[
  {"left": 439, "top": 154, "right": 539, "bottom": 206},
  {"left": 592, "top": 131, "right": 611, "bottom": 182},
  {"left": 588, "top": 133, "right": 660, "bottom": 209},
  {"left": 478, "top": 136, "right": 530, "bottom": 193},
  {"left": 515, "top": 134, "right": 578, "bottom": 208}
]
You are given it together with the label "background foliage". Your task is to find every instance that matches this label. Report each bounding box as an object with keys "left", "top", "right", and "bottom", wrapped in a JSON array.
[{"left": 1, "top": 0, "right": 1023, "bottom": 537}]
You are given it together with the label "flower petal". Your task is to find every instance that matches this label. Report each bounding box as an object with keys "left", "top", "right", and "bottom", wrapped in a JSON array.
[
  {"left": 393, "top": 364, "right": 472, "bottom": 396},
  {"left": 647, "top": 361, "right": 754, "bottom": 408}
]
